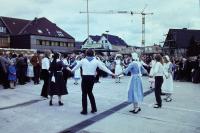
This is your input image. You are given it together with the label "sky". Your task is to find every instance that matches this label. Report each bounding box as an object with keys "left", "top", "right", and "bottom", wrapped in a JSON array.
[{"left": 0, "top": 0, "right": 200, "bottom": 47}]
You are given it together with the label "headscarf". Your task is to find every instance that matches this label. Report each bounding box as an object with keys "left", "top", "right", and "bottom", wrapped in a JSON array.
[{"left": 131, "top": 52, "right": 139, "bottom": 61}]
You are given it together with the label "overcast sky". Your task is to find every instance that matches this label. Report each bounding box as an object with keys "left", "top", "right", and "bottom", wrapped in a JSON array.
[{"left": 0, "top": 0, "right": 200, "bottom": 46}]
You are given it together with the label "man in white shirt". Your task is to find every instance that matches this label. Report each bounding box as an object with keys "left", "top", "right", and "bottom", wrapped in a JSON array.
[
  {"left": 41, "top": 53, "right": 50, "bottom": 98},
  {"left": 72, "top": 49, "right": 115, "bottom": 115}
]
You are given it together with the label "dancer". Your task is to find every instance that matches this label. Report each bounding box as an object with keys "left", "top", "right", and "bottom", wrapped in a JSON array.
[
  {"left": 72, "top": 49, "right": 115, "bottom": 115},
  {"left": 162, "top": 55, "right": 174, "bottom": 102},
  {"left": 152, "top": 54, "right": 164, "bottom": 108},
  {"left": 118, "top": 52, "right": 147, "bottom": 114},
  {"left": 49, "top": 53, "right": 69, "bottom": 106},
  {"left": 40, "top": 52, "right": 50, "bottom": 98}
]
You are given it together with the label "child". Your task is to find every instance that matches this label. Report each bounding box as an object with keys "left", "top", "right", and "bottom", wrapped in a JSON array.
[{"left": 8, "top": 60, "right": 17, "bottom": 89}]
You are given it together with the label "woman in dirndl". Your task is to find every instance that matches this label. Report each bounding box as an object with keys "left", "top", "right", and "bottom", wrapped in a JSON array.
[
  {"left": 162, "top": 55, "right": 174, "bottom": 102},
  {"left": 49, "top": 53, "right": 70, "bottom": 106},
  {"left": 118, "top": 52, "right": 147, "bottom": 114}
]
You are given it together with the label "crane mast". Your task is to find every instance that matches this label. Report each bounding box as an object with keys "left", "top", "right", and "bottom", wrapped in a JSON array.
[{"left": 80, "top": 9, "right": 153, "bottom": 49}]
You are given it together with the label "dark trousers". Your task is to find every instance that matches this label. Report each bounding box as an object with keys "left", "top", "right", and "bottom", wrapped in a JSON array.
[
  {"left": 81, "top": 75, "right": 97, "bottom": 112},
  {"left": 33, "top": 65, "right": 41, "bottom": 84},
  {"left": 1, "top": 71, "right": 9, "bottom": 89},
  {"left": 18, "top": 67, "right": 26, "bottom": 85},
  {"left": 154, "top": 76, "right": 163, "bottom": 106},
  {"left": 41, "top": 69, "right": 49, "bottom": 97}
]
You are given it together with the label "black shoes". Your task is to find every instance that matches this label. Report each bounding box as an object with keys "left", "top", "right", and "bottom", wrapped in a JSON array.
[
  {"left": 80, "top": 109, "right": 97, "bottom": 115},
  {"left": 80, "top": 111, "right": 87, "bottom": 115},
  {"left": 91, "top": 109, "right": 97, "bottom": 113},
  {"left": 161, "top": 93, "right": 166, "bottom": 96},
  {"left": 129, "top": 108, "right": 141, "bottom": 114},
  {"left": 58, "top": 101, "right": 64, "bottom": 106},
  {"left": 49, "top": 100, "right": 64, "bottom": 106}
]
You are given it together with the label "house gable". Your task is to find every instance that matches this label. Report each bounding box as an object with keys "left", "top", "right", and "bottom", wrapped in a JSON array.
[{"left": 164, "top": 29, "right": 200, "bottom": 49}]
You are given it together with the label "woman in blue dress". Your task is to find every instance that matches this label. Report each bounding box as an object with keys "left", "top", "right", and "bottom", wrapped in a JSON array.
[{"left": 118, "top": 52, "right": 147, "bottom": 114}]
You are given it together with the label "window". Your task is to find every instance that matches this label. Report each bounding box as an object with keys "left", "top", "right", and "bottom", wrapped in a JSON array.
[
  {"left": 105, "top": 40, "right": 108, "bottom": 43},
  {"left": 0, "top": 27, "right": 6, "bottom": 33},
  {"left": 68, "top": 43, "right": 74, "bottom": 47},
  {"left": 63, "top": 42, "right": 67, "bottom": 47},
  {"left": 46, "top": 41, "right": 50, "bottom": 46},
  {"left": 51, "top": 41, "right": 55, "bottom": 46},
  {"left": 36, "top": 40, "right": 40, "bottom": 45},
  {"left": 0, "top": 38, "right": 9, "bottom": 47},
  {"left": 42, "top": 40, "right": 46, "bottom": 45},
  {"left": 60, "top": 42, "right": 64, "bottom": 47},
  {"left": 55, "top": 42, "right": 58, "bottom": 46}
]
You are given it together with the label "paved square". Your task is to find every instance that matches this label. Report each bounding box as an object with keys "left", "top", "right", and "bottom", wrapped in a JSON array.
[{"left": 0, "top": 77, "right": 200, "bottom": 133}]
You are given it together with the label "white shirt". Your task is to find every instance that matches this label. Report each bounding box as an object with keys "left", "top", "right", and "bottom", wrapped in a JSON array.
[
  {"left": 42, "top": 57, "right": 50, "bottom": 70},
  {"left": 72, "top": 57, "right": 113, "bottom": 76},
  {"left": 62, "top": 59, "right": 69, "bottom": 66},
  {"left": 153, "top": 62, "right": 164, "bottom": 76}
]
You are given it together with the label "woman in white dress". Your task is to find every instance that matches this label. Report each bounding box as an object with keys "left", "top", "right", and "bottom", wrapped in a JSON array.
[
  {"left": 114, "top": 54, "right": 123, "bottom": 83},
  {"left": 162, "top": 55, "right": 174, "bottom": 102},
  {"left": 73, "top": 56, "right": 82, "bottom": 85}
]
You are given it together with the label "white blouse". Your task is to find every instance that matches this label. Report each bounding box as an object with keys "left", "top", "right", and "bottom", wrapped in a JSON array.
[
  {"left": 153, "top": 62, "right": 164, "bottom": 77},
  {"left": 72, "top": 58, "right": 112, "bottom": 76},
  {"left": 42, "top": 57, "right": 50, "bottom": 70}
]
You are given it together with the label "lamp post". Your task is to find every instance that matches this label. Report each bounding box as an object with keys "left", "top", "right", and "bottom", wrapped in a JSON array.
[{"left": 86, "top": 0, "right": 90, "bottom": 45}]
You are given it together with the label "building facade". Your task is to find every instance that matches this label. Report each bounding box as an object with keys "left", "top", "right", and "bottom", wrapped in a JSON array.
[
  {"left": 163, "top": 28, "right": 200, "bottom": 57},
  {"left": 82, "top": 34, "right": 132, "bottom": 54},
  {"left": 0, "top": 16, "right": 75, "bottom": 52}
]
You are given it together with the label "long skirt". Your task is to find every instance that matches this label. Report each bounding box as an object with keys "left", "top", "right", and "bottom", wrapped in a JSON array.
[
  {"left": 162, "top": 74, "right": 173, "bottom": 93},
  {"left": 49, "top": 72, "right": 68, "bottom": 96},
  {"left": 127, "top": 75, "right": 143, "bottom": 103},
  {"left": 115, "top": 65, "right": 123, "bottom": 75}
]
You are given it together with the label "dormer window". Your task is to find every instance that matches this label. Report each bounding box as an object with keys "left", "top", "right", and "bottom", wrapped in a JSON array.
[
  {"left": 37, "top": 29, "right": 43, "bottom": 34},
  {"left": 0, "top": 27, "right": 6, "bottom": 33}
]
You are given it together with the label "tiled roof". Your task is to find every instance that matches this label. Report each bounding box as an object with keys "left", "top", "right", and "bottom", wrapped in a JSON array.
[
  {"left": 0, "top": 17, "right": 30, "bottom": 35},
  {"left": 102, "top": 34, "right": 128, "bottom": 46},
  {"left": 90, "top": 35, "right": 101, "bottom": 42},
  {"left": 164, "top": 29, "right": 200, "bottom": 48},
  {"left": 83, "top": 35, "right": 101, "bottom": 44},
  {"left": 0, "top": 16, "right": 74, "bottom": 39}
]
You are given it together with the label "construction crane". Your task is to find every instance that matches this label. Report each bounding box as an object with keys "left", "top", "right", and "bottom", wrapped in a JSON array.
[{"left": 80, "top": 6, "right": 153, "bottom": 49}]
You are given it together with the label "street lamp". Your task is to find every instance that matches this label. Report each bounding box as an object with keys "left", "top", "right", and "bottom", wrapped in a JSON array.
[{"left": 86, "top": 0, "right": 90, "bottom": 45}]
